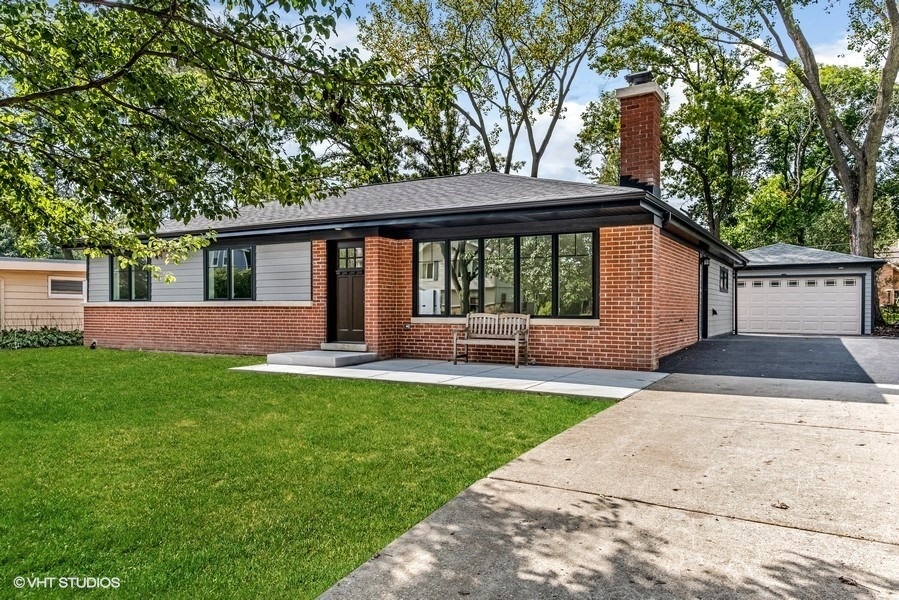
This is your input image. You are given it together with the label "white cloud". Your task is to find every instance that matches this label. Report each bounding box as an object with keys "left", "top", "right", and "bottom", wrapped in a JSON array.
[
  {"left": 812, "top": 35, "right": 866, "bottom": 67},
  {"left": 329, "top": 17, "right": 371, "bottom": 60}
]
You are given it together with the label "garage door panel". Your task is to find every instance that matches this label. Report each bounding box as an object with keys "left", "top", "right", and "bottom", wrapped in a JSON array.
[{"left": 738, "top": 276, "right": 861, "bottom": 335}]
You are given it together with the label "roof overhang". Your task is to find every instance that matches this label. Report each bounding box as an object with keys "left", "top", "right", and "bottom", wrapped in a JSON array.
[
  {"left": 0, "top": 258, "right": 86, "bottom": 273},
  {"left": 157, "top": 188, "right": 747, "bottom": 268}
]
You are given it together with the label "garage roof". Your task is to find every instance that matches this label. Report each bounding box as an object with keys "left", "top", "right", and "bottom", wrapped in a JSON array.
[{"left": 742, "top": 243, "right": 884, "bottom": 268}]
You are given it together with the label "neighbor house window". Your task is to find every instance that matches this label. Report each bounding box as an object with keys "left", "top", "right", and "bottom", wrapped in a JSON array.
[
  {"left": 48, "top": 277, "right": 85, "bottom": 299},
  {"left": 206, "top": 246, "right": 254, "bottom": 300},
  {"left": 111, "top": 258, "right": 150, "bottom": 301},
  {"left": 484, "top": 237, "right": 515, "bottom": 314},
  {"left": 719, "top": 266, "right": 730, "bottom": 293},
  {"left": 416, "top": 242, "right": 447, "bottom": 316},
  {"left": 558, "top": 233, "right": 594, "bottom": 316},
  {"left": 519, "top": 235, "right": 552, "bottom": 316},
  {"left": 413, "top": 232, "right": 596, "bottom": 318}
]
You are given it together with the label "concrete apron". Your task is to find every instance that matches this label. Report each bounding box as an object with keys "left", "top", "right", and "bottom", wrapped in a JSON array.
[{"left": 322, "top": 374, "right": 899, "bottom": 599}]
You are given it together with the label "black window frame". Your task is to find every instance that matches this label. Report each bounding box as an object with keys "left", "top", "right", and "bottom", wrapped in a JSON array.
[
  {"left": 719, "top": 266, "right": 730, "bottom": 293},
  {"left": 204, "top": 245, "right": 256, "bottom": 301},
  {"left": 109, "top": 257, "right": 151, "bottom": 301},
  {"left": 413, "top": 231, "right": 598, "bottom": 319}
]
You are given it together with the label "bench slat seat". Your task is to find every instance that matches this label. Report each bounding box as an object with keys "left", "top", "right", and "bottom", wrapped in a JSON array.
[{"left": 452, "top": 313, "right": 530, "bottom": 368}]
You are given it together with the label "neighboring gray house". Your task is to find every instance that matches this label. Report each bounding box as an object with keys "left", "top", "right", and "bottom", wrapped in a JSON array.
[{"left": 737, "top": 243, "right": 884, "bottom": 335}]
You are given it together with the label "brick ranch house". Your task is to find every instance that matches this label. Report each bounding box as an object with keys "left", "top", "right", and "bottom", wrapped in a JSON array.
[{"left": 83, "top": 77, "right": 746, "bottom": 371}]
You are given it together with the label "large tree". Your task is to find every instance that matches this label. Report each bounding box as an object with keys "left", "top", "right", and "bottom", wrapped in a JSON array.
[
  {"left": 671, "top": 0, "right": 899, "bottom": 257},
  {"left": 359, "top": 0, "right": 618, "bottom": 177},
  {"left": 724, "top": 66, "right": 899, "bottom": 251},
  {"left": 0, "top": 0, "right": 394, "bottom": 270}
]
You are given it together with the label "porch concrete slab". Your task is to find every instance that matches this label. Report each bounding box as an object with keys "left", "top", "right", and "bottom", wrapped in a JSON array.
[
  {"left": 445, "top": 376, "right": 546, "bottom": 391},
  {"left": 233, "top": 360, "right": 662, "bottom": 399},
  {"left": 493, "top": 383, "right": 899, "bottom": 545},
  {"left": 351, "top": 359, "right": 445, "bottom": 371},
  {"left": 232, "top": 364, "right": 390, "bottom": 379},
  {"left": 323, "top": 478, "right": 899, "bottom": 600},
  {"left": 405, "top": 362, "right": 507, "bottom": 376},
  {"left": 482, "top": 365, "right": 589, "bottom": 379},
  {"left": 375, "top": 371, "right": 463, "bottom": 385},
  {"left": 266, "top": 350, "right": 378, "bottom": 368}
]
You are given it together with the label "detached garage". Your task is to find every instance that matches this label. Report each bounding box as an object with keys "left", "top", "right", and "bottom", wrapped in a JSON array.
[{"left": 737, "top": 243, "right": 884, "bottom": 335}]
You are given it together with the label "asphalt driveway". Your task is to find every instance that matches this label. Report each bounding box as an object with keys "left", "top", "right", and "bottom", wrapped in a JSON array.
[
  {"left": 659, "top": 334, "right": 899, "bottom": 385},
  {"left": 324, "top": 368, "right": 899, "bottom": 598}
]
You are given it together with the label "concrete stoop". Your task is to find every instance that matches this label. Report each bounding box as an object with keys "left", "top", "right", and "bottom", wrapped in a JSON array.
[{"left": 267, "top": 350, "right": 379, "bottom": 368}]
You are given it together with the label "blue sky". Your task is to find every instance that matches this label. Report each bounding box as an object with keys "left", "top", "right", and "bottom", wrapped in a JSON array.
[{"left": 325, "top": 1, "right": 867, "bottom": 186}]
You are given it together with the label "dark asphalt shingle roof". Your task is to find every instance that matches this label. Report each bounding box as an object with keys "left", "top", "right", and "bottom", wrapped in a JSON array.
[
  {"left": 159, "top": 172, "right": 638, "bottom": 234},
  {"left": 742, "top": 242, "right": 884, "bottom": 267}
]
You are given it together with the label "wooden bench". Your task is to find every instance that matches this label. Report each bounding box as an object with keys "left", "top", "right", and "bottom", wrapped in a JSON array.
[{"left": 452, "top": 313, "right": 530, "bottom": 368}]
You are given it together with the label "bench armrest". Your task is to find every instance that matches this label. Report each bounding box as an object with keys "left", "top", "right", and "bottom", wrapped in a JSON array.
[{"left": 453, "top": 326, "right": 471, "bottom": 341}]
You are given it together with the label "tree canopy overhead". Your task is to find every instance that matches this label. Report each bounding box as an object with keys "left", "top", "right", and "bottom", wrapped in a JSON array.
[
  {"left": 668, "top": 0, "right": 899, "bottom": 257},
  {"left": 0, "top": 0, "right": 398, "bottom": 265},
  {"left": 359, "top": 0, "right": 620, "bottom": 177}
]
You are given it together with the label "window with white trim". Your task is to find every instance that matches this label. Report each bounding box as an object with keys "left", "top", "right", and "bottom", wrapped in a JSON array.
[{"left": 48, "top": 277, "right": 85, "bottom": 299}]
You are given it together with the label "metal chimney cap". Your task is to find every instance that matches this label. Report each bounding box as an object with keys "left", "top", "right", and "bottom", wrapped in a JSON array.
[{"left": 625, "top": 71, "right": 654, "bottom": 85}]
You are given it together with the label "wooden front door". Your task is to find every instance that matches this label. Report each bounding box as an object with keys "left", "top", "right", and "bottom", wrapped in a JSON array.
[{"left": 332, "top": 241, "right": 365, "bottom": 342}]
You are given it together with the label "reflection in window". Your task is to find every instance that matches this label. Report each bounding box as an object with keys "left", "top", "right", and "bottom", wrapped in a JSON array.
[
  {"left": 450, "top": 239, "right": 479, "bottom": 314},
  {"left": 111, "top": 258, "right": 150, "bottom": 301},
  {"left": 413, "top": 232, "right": 595, "bottom": 319},
  {"left": 558, "top": 233, "right": 594, "bottom": 316},
  {"left": 207, "top": 246, "right": 253, "bottom": 300},
  {"left": 520, "top": 235, "right": 552, "bottom": 316},
  {"left": 484, "top": 237, "right": 514, "bottom": 313},
  {"left": 338, "top": 246, "right": 363, "bottom": 269},
  {"left": 417, "top": 242, "right": 446, "bottom": 315}
]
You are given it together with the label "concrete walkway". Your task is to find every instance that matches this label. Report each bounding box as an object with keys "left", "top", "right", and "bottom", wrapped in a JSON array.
[
  {"left": 322, "top": 374, "right": 899, "bottom": 599},
  {"left": 233, "top": 359, "right": 667, "bottom": 400}
]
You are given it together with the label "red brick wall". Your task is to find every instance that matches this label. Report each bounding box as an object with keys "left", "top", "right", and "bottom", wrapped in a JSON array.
[
  {"left": 656, "top": 235, "right": 699, "bottom": 358},
  {"left": 618, "top": 88, "right": 662, "bottom": 190},
  {"left": 364, "top": 237, "right": 413, "bottom": 357},
  {"left": 83, "top": 239, "right": 329, "bottom": 354},
  {"left": 84, "top": 305, "right": 324, "bottom": 354},
  {"left": 84, "top": 228, "right": 701, "bottom": 370},
  {"left": 395, "top": 225, "right": 672, "bottom": 370}
]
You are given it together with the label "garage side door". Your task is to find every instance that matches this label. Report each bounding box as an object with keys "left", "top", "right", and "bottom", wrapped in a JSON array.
[{"left": 737, "top": 276, "right": 861, "bottom": 335}]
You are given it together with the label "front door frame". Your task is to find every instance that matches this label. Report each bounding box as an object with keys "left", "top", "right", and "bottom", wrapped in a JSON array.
[{"left": 327, "top": 239, "right": 366, "bottom": 343}]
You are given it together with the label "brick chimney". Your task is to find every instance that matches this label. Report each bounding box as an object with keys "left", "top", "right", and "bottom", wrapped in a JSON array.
[{"left": 616, "top": 71, "right": 665, "bottom": 197}]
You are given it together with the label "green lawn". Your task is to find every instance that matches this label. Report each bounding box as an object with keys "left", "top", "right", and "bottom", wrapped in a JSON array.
[{"left": 0, "top": 348, "right": 611, "bottom": 598}]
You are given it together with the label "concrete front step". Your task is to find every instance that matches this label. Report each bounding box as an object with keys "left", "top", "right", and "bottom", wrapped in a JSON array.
[
  {"left": 267, "top": 350, "right": 379, "bottom": 368},
  {"left": 320, "top": 342, "right": 368, "bottom": 352}
]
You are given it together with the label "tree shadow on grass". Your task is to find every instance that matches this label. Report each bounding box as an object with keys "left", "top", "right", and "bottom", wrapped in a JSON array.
[{"left": 322, "top": 479, "right": 898, "bottom": 599}]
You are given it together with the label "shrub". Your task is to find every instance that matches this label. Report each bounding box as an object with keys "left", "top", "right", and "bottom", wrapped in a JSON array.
[{"left": 0, "top": 327, "right": 83, "bottom": 349}]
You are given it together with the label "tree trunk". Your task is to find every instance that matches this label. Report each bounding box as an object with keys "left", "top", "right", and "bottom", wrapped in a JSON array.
[{"left": 843, "top": 154, "right": 876, "bottom": 258}]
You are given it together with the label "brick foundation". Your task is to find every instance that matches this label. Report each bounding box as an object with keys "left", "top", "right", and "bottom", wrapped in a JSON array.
[{"left": 84, "top": 228, "right": 700, "bottom": 370}]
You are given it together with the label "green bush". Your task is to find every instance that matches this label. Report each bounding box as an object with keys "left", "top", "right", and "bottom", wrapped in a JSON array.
[
  {"left": 0, "top": 327, "right": 83, "bottom": 349},
  {"left": 882, "top": 305, "right": 899, "bottom": 325}
]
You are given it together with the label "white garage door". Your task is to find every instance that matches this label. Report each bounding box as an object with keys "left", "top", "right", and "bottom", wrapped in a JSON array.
[{"left": 737, "top": 276, "right": 861, "bottom": 335}]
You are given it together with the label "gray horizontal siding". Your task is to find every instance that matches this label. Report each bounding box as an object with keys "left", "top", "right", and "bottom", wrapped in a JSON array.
[
  {"left": 86, "top": 242, "right": 312, "bottom": 303},
  {"left": 87, "top": 257, "right": 109, "bottom": 302},
  {"left": 707, "top": 258, "right": 734, "bottom": 337},
  {"left": 152, "top": 252, "right": 204, "bottom": 302},
  {"left": 256, "top": 242, "right": 312, "bottom": 301}
]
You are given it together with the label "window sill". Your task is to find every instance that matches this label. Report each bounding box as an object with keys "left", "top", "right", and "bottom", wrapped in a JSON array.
[
  {"left": 410, "top": 316, "right": 599, "bottom": 327},
  {"left": 86, "top": 301, "right": 314, "bottom": 308}
]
